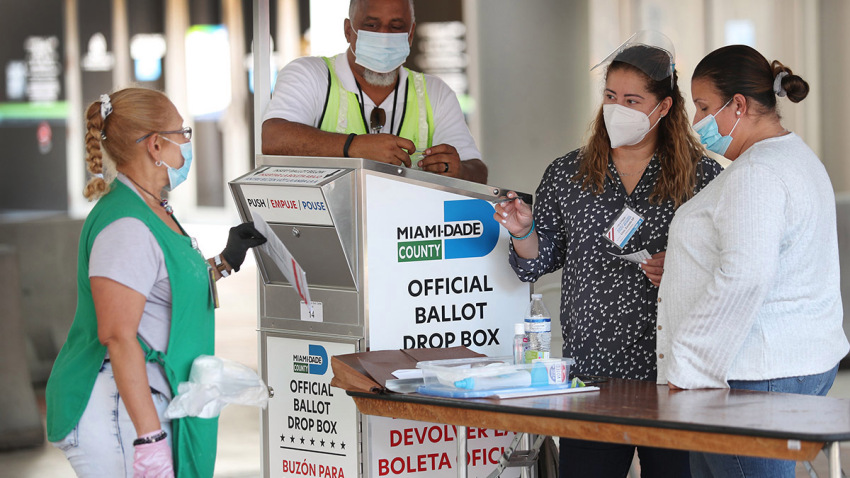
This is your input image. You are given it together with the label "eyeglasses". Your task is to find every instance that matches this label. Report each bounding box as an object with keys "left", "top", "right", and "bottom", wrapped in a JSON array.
[
  {"left": 370, "top": 108, "right": 386, "bottom": 134},
  {"left": 135, "top": 126, "right": 193, "bottom": 143}
]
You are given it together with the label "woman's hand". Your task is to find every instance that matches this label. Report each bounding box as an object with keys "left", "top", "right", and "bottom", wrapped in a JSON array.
[
  {"left": 641, "top": 250, "right": 666, "bottom": 287},
  {"left": 133, "top": 431, "right": 174, "bottom": 478},
  {"left": 221, "top": 222, "right": 267, "bottom": 273},
  {"left": 493, "top": 191, "right": 533, "bottom": 237},
  {"left": 494, "top": 191, "right": 538, "bottom": 259}
]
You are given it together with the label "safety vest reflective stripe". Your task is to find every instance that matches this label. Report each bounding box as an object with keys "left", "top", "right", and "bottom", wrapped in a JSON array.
[{"left": 320, "top": 56, "right": 434, "bottom": 152}]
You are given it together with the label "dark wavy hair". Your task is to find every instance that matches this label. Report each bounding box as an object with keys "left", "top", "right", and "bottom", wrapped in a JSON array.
[{"left": 692, "top": 44, "right": 809, "bottom": 117}]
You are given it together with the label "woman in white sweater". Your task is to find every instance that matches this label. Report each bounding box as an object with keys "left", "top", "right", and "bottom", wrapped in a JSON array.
[{"left": 657, "top": 45, "right": 849, "bottom": 477}]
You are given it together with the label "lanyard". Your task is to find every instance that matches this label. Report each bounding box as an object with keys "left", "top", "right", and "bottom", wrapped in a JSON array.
[{"left": 355, "top": 75, "right": 401, "bottom": 135}]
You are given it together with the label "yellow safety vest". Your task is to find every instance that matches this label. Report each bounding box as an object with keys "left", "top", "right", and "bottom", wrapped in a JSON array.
[{"left": 319, "top": 56, "right": 434, "bottom": 152}]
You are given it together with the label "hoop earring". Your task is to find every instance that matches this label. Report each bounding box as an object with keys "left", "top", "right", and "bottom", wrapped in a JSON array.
[{"left": 155, "top": 160, "right": 163, "bottom": 167}]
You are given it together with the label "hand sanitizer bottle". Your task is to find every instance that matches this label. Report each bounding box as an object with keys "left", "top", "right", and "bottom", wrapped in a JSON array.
[{"left": 513, "top": 323, "right": 528, "bottom": 364}]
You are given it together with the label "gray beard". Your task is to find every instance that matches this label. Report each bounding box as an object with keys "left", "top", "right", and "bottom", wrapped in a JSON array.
[{"left": 363, "top": 68, "right": 399, "bottom": 87}]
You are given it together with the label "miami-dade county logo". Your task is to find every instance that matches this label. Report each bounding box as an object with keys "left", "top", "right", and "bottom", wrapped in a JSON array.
[
  {"left": 293, "top": 344, "right": 328, "bottom": 374},
  {"left": 396, "top": 199, "right": 499, "bottom": 262}
]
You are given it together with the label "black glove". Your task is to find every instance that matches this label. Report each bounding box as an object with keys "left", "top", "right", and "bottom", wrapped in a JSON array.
[{"left": 221, "top": 222, "right": 267, "bottom": 272}]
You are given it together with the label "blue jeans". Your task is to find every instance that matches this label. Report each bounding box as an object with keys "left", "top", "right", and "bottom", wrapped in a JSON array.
[
  {"left": 51, "top": 362, "right": 172, "bottom": 478},
  {"left": 559, "top": 437, "right": 691, "bottom": 477},
  {"left": 689, "top": 365, "right": 839, "bottom": 478}
]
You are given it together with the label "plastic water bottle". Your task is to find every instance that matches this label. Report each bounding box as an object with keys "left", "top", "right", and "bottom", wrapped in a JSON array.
[
  {"left": 513, "top": 323, "right": 528, "bottom": 364},
  {"left": 524, "top": 294, "right": 551, "bottom": 362}
]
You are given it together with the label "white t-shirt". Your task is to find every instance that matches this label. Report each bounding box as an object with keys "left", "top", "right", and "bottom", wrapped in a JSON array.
[
  {"left": 263, "top": 53, "right": 482, "bottom": 161},
  {"left": 89, "top": 174, "right": 173, "bottom": 397}
]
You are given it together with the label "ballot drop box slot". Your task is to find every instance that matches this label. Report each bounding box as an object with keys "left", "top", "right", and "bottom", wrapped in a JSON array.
[{"left": 229, "top": 156, "right": 532, "bottom": 478}]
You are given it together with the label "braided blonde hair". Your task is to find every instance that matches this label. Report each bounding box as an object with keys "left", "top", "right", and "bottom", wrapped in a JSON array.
[{"left": 83, "top": 88, "right": 177, "bottom": 200}]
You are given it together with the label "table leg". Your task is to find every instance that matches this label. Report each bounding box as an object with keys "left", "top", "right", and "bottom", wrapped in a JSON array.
[
  {"left": 458, "top": 425, "right": 468, "bottom": 478},
  {"left": 520, "top": 433, "right": 531, "bottom": 478},
  {"left": 827, "top": 441, "right": 841, "bottom": 478}
]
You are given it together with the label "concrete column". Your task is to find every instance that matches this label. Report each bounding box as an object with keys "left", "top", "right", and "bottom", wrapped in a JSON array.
[
  {"left": 819, "top": 0, "right": 850, "bottom": 194},
  {"left": 465, "top": 0, "right": 590, "bottom": 349},
  {"left": 467, "top": 0, "right": 590, "bottom": 195},
  {"left": 277, "top": 0, "right": 301, "bottom": 67},
  {"left": 0, "top": 246, "right": 44, "bottom": 450},
  {"left": 164, "top": 0, "right": 196, "bottom": 210},
  {"left": 112, "top": 0, "right": 132, "bottom": 87},
  {"left": 164, "top": 0, "right": 190, "bottom": 118},
  {"left": 222, "top": 0, "right": 251, "bottom": 212},
  {"left": 65, "top": 0, "right": 88, "bottom": 219},
  {"left": 253, "top": 0, "right": 272, "bottom": 157}
]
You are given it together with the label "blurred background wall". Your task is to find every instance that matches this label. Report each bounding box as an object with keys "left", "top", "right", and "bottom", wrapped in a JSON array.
[
  {"left": 1, "top": 0, "right": 849, "bottom": 448},
  {"left": 3, "top": 0, "right": 844, "bottom": 218}
]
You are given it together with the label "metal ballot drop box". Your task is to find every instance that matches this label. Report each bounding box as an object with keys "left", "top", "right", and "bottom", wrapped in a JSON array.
[{"left": 229, "top": 155, "right": 532, "bottom": 478}]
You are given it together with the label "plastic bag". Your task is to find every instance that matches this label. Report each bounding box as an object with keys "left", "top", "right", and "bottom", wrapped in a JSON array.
[{"left": 164, "top": 355, "right": 270, "bottom": 419}]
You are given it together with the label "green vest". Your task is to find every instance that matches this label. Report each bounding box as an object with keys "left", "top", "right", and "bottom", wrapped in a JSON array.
[
  {"left": 319, "top": 56, "right": 435, "bottom": 151},
  {"left": 46, "top": 181, "right": 218, "bottom": 478}
]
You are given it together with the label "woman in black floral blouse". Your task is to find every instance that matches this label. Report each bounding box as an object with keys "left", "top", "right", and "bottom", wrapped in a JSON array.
[{"left": 494, "top": 32, "right": 722, "bottom": 478}]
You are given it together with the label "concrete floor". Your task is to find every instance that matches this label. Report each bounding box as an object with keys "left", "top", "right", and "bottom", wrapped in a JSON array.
[{"left": 2, "top": 222, "right": 849, "bottom": 477}]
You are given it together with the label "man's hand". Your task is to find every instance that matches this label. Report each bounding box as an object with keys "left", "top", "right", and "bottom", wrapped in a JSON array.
[
  {"left": 261, "top": 119, "right": 488, "bottom": 183},
  {"left": 416, "top": 144, "right": 488, "bottom": 183},
  {"left": 262, "top": 119, "right": 415, "bottom": 166},
  {"left": 348, "top": 134, "right": 415, "bottom": 167},
  {"left": 416, "top": 144, "right": 461, "bottom": 177}
]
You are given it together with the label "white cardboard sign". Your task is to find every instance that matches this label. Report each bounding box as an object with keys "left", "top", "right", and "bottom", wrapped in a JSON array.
[
  {"left": 243, "top": 166, "right": 345, "bottom": 185},
  {"left": 365, "top": 174, "right": 529, "bottom": 477},
  {"left": 266, "top": 337, "right": 357, "bottom": 478},
  {"left": 241, "top": 184, "right": 333, "bottom": 226}
]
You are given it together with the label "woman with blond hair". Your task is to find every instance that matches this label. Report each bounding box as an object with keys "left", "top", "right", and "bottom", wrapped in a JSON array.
[
  {"left": 495, "top": 32, "right": 722, "bottom": 476},
  {"left": 46, "top": 87, "right": 265, "bottom": 477}
]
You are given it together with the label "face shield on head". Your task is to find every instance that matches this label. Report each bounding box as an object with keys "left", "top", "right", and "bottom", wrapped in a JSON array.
[{"left": 591, "top": 30, "right": 676, "bottom": 89}]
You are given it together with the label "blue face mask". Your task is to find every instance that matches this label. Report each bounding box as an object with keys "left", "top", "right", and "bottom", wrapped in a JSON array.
[
  {"left": 352, "top": 29, "right": 410, "bottom": 73},
  {"left": 693, "top": 97, "right": 740, "bottom": 157},
  {"left": 160, "top": 136, "right": 193, "bottom": 191}
]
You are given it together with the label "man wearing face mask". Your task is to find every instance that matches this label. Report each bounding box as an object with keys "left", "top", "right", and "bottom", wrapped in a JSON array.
[{"left": 262, "top": 0, "right": 487, "bottom": 184}]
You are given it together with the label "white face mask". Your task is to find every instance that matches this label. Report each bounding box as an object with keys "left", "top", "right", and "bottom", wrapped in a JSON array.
[
  {"left": 602, "top": 102, "right": 662, "bottom": 148},
  {"left": 352, "top": 29, "right": 410, "bottom": 74}
]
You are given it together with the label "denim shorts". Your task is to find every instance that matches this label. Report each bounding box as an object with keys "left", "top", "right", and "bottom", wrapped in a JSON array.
[{"left": 51, "top": 362, "right": 172, "bottom": 478}]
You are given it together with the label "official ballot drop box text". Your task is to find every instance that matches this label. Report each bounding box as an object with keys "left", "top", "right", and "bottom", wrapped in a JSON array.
[{"left": 229, "top": 156, "right": 532, "bottom": 477}]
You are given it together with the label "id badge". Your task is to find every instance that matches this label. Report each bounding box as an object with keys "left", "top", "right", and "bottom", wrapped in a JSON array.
[
  {"left": 207, "top": 265, "right": 220, "bottom": 309},
  {"left": 190, "top": 235, "right": 220, "bottom": 309},
  {"left": 603, "top": 206, "right": 644, "bottom": 249}
]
